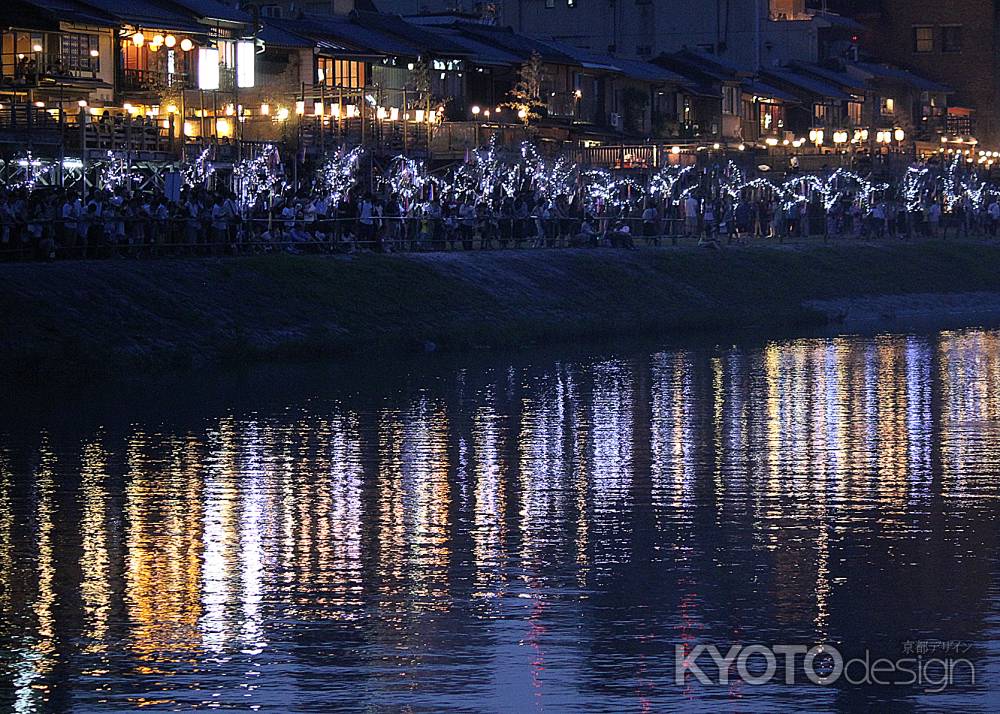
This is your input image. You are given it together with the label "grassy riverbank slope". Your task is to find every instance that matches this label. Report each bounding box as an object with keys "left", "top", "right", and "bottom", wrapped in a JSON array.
[{"left": 3, "top": 240, "right": 1000, "bottom": 377}]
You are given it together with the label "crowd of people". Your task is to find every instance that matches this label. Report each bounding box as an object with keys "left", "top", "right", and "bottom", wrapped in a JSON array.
[{"left": 2, "top": 164, "right": 998, "bottom": 260}]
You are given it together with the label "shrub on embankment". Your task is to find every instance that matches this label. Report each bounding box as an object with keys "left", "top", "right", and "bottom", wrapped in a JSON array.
[{"left": 2, "top": 240, "right": 1000, "bottom": 378}]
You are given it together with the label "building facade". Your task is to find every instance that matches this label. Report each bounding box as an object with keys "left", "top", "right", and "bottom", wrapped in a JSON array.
[
  {"left": 378, "top": 0, "right": 835, "bottom": 69},
  {"left": 843, "top": 0, "right": 998, "bottom": 146}
]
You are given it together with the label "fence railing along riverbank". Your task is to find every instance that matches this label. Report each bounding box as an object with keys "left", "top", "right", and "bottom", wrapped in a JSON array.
[{"left": 0, "top": 212, "right": 991, "bottom": 262}]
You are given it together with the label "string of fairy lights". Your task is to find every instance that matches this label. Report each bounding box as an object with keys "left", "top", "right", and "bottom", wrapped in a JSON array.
[
  {"left": 380, "top": 145, "right": 1000, "bottom": 216},
  {"left": 8, "top": 142, "right": 1000, "bottom": 215}
]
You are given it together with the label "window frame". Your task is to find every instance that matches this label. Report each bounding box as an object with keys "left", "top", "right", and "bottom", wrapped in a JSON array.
[
  {"left": 941, "top": 25, "right": 962, "bottom": 53},
  {"left": 913, "top": 25, "right": 934, "bottom": 53}
]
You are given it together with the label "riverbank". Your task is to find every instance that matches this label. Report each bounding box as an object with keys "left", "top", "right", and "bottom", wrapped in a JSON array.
[{"left": 3, "top": 240, "right": 1000, "bottom": 379}]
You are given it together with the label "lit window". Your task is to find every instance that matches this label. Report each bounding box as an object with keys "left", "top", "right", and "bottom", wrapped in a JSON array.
[{"left": 913, "top": 26, "right": 934, "bottom": 53}]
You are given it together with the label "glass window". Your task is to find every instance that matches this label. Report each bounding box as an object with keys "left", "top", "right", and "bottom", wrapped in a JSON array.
[
  {"left": 941, "top": 25, "right": 962, "bottom": 53},
  {"left": 913, "top": 26, "right": 934, "bottom": 53},
  {"left": 847, "top": 101, "right": 862, "bottom": 125},
  {"left": 317, "top": 57, "right": 365, "bottom": 88},
  {"left": 1, "top": 31, "right": 44, "bottom": 79},
  {"left": 722, "top": 85, "right": 739, "bottom": 115},
  {"left": 59, "top": 33, "right": 99, "bottom": 73}
]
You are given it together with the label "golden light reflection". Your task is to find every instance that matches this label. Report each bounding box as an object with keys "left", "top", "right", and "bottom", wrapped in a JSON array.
[
  {"left": 80, "top": 439, "right": 112, "bottom": 652},
  {"left": 124, "top": 432, "right": 204, "bottom": 659},
  {"left": 0, "top": 327, "right": 999, "bottom": 708}
]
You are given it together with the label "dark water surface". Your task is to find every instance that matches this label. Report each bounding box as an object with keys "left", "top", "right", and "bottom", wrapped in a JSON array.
[{"left": 1, "top": 328, "right": 999, "bottom": 712}]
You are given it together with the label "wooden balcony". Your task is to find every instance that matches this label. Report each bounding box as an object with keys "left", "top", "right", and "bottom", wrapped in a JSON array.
[{"left": 119, "top": 69, "right": 191, "bottom": 93}]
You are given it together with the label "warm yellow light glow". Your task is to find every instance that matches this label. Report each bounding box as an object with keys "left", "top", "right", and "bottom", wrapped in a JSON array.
[
  {"left": 295, "top": 100, "right": 305, "bottom": 115},
  {"left": 90, "top": 49, "right": 99, "bottom": 58},
  {"left": 314, "top": 101, "right": 324, "bottom": 115},
  {"left": 78, "top": 99, "right": 87, "bottom": 108},
  {"left": 259, "top": 103, "right": 270, "bottom": 116},
  {"left": 471, "top": 105, "right": 480, "bottom": 115},
  {"left": 517, "top": 109, "right": 527, "bottom": 120},
  {"left": 183, "top": 121, "right": 195, "bottom": 136},
  {"left": 215, "top": 117, "right": 233, "bottom": 137},
  {"left": 331, "top": 103, "right": 341, "bottom": 118},
  {"left": 671, "top": 145, "right": 681, "bottom": 154},
  {"left": 765, "top": 137, "right": 779, "bottom": 146},
  {"left": 179, "top": 38, "right": 193, "bottom": 52},
  {"left": 376, "top": 106, "right": 387, "bottom": 120},
  {"left": 166, "top": 103, "right": 177, "bottom": 114},
  {"left": 894, "top": 128, "right": 905, "bottom": 142},
  {"left": 276, "top": 107, "right": 289, "bottom": 121},
  {"left": 32, "top": 43, "right": 42, "bottom": 52},
  {"left": 132, "top": 32, "right": 144, "bottom": 47},
  {"left": 165, "top": 35, "right": 176, "bottom": 48},
  {"left": 225, "top": 103, "right": 235, "bottom": 116},
  {"left": 152, "top": 34, "right": 164, "bottom": 46}
]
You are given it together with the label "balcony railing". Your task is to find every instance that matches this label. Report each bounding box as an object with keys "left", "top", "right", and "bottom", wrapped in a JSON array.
[
  {"left": 2, "top": 53, "right": 100, "bottom": 84},
  {"left": 119, "top": 68, "right": 191, "bottom": 93},
  {"left": 38, "top": 53, "right": 100, "bottom": 79}
]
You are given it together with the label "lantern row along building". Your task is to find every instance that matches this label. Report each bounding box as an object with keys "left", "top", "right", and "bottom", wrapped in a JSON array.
[{"left": 0, "top": 0, "right": 961, "bottom": 166}]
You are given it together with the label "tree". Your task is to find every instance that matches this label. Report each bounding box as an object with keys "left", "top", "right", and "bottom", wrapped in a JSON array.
[{"left": 504, "top": 51, "right": 546, "bottom": 124}]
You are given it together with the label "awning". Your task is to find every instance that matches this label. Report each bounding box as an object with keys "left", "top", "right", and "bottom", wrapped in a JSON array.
[
  {"left": 764, "top": 68, "right": 853, "bottom": 101},
  {"left": 168, "top": 0, "right": 251, "bottom": 26},
  {"left": 742, "top": 78, "right": 799, "bottom": 103},
  {"left": 426, "top": 28, "right": 520, "bottom": 67},
  {"left": 353, "top": 11, "right": 470, "bottom": 56},
  {"left": 791, "top": 62, "right": 867, "bottom": 93},
  {"left": 77, "top": 0, "right": 208, "bottom": 33},
  {"left": 262, "top": 16, "right": 418, "bottom": 57},
  {"left": 853, "top": 61, "right": 951, "bottom": 93},
  {"left": 11, "top": 0, "right": 118, "bottom": 27}
]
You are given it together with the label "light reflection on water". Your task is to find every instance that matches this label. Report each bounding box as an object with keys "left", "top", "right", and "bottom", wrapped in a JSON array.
[{"left": 1, "top": 328, "right": 999, "bottom": 711}]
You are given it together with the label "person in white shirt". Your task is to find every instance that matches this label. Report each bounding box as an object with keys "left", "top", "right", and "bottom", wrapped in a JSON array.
[{"left": 684, "top": 194, "right": 700, "bottom": 237}]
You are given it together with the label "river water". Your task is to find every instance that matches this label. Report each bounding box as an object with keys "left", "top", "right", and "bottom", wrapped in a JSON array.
[{"left": 1, "top": 327, "right": 999, "bottom": 712}]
